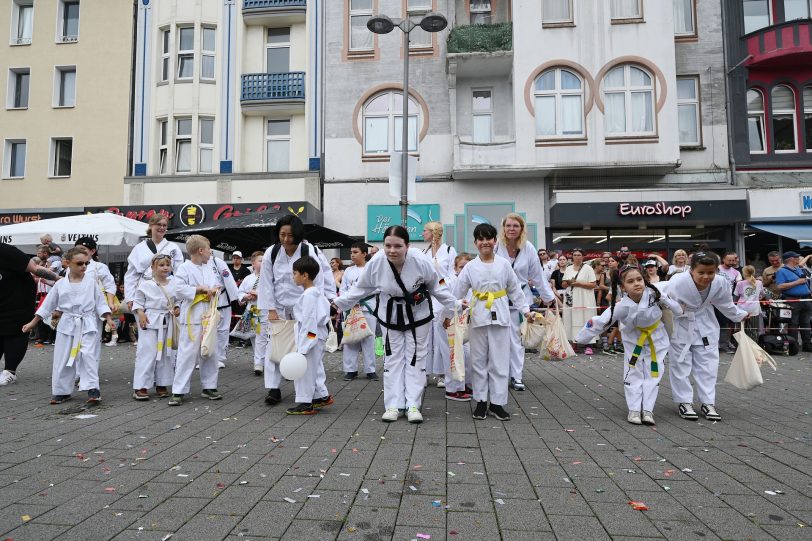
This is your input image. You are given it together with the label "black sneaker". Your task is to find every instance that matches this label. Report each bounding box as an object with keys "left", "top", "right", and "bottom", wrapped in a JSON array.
[
  {"left": 86, "top": 388, "right": 102, "bottom": 405},
  {"left": 50, "top": 394, "right": 71, "bottom": 405},
  {"left": 286, "top": 403, "right": 316, "bottom": 415},
  {"left": 201, "top": 389, "right": 222, "bottom": 400},
  {"left": 168, "top": 394, "right": 183, "bottom": 406},
  {"left": 265, "top": 388, "right": 281, "bottom": 406},
  {"left": 313, "top": 395, "right": 334, "bottom": 409},
  {"left": 678, "top": 403, "right": 699, "bottom": 420},
  {"left": 473, "top": 401, "right": 488, "bottom": 420},
  {"left": 343, "top": 371, "right": 358, "bottom": 381},
  {"left": 366, "top": 372, "right": 379, "bottom": 381},
  {"left": 700, "top": 403, "right": 722, "bottom": 421},
  {"left": 488, "top": 404, "right": 511, "bottom": 421}
]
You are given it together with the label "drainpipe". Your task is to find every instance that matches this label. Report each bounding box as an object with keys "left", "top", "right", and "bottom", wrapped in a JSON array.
[
  {"left": 126, "top": 0, "right": 138, "bottom": 181},
  {"left": 720, "top": 1, "right": 736, "bottom": 187}
]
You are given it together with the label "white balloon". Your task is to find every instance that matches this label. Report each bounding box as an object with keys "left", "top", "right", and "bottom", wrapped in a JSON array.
[{"left": 280, "top": 352, "right": 307, "bottom": 380}]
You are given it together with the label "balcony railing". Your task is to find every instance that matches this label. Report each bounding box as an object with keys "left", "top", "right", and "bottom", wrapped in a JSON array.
[
  {"left": 743, "top": 19, "right": 812, "bottom": 68},
  {"left": 243, "top": 0, "right": 306, "bottom": 9},
  {"left": 447, "top": 22, "right": 512, "bottom": 54},
  {"left": 241, "top": 72, "right": 305, "bottom": 102}
]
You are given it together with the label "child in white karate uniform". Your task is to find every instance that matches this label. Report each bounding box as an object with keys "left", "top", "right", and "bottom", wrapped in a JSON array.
[
  {"left": 576, "top": 264, "right": 682, "bottom": 425},
  {"left": 286, "top": 256, "right": 331, "bottom": 415},
  {"left": 450, "top": 224, "right": 535, "bottom": 421},
  {"left": 237, "top": 251, "right": 269, "bottom": 375},
  {"left": 22, "top": 247, "right": 115, "bottom": 405},
  {"left": 667, "top": 251, "right": 748, "bottom": 421},
  {"left": 208, "top": 253, "right": 241, "bottom": 369},
  {"left": 421, "top": 221, "right": 457, "bottom": 388},
  {"left": 131, "top": 254, "right": 179, "bottom": 400},
  {"left": 169, "top": 235, "right": 222, "bottom": 405},
  {"left": 443, "top": 253, "right": 474, "bottom": 401},
  {"left": 341, "top": 243, "right": 378, "bottom": 381}
]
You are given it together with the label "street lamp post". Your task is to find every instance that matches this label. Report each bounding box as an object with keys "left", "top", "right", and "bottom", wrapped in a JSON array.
[{"left": 367, "top": 12, "right": 448, "bottom": 227}]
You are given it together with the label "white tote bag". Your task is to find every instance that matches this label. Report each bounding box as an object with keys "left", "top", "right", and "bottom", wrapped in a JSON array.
[
  {"left": 342, "top": 306, "right": 374, "bottom": 345},
  {"left": 542, "top": 309, "right": 576, "bottom": 361},
  {"left": 446, "top": 307, "right": 467, "bottom": 382},
  {"left": 520, "top": 316, "right": 546, "bottom": 349},
  {"left": 725, "top": 323, "right": 777, "bottom": 390},
  {"left": 325, "top": 320, "right": 339, "bottom": 353},
  {"left": 200, "top": 293, "right": 221, "bottom": 358},
  {"left": 268, "top": 319, "right": 296, "bottom": 365}
]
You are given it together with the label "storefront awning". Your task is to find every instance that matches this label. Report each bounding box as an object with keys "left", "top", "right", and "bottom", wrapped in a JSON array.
[{"left": 749, "top": 223, "right": 812, "bottom": 247}]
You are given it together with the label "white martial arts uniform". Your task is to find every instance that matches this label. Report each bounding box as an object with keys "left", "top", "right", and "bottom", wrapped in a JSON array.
[
  {"left": 423, "top": 244, "right": 457, "bottom": 376},
  {"left": 173, "top": 260, "right": 220, "bottom": 394},
  {"left": 335, "top": 249, "right": 459, "bottom": 410},
  {"left": 666, "top": 272, "right": 748, "bottom": 406},
  {"left": 293, "top": 287, "right": 330, "bottom": 403},
  {"left": 132, "top": 278, "right": 178, "bottom": 390},
  {"left": 37, "top": 276, "right": 110, "bottom": 396},
  {"left": 340, "top": 264, "right": 377, "bottom": 375},
  {"left": 208, "top": 257, "right": 241, "bottom": 367},
  {"left": 577, "top": 288, "right": 682, "bottom": 413},
  {"left": 453, "top": 256, "right": 529, "bottom": 407},
  {"left": 494, "top": 240, "right": 555, "bottom": 382},
  {"left": 442, "top": 273, "right": 473, "bottom": 393},
  {"left": 238, "top": 272, "right": 268, "bottom": 371},
  {"left": 257, "top": 241, "right": 334, "bottom": 397},
  {"left": 124, "top": 239, "right": 184, "bottom": 302}
]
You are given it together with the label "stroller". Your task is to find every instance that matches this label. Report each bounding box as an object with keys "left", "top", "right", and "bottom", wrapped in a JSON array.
[{"left": 758, "top": 299, "right": 798, "bottom": 355}]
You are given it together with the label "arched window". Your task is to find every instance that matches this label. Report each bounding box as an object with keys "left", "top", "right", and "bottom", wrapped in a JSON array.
[
  {"left": 534, "top": 68, "right": 584, "bottom": 138},
  {"left": 362, "top": 91, "right": 420, "bottom": 154},
  {"left": 804, "top": 86, "right": 812, "bottom": 151},
  {"left": 747, "top": 89, "right": 766, "bottom": 153},
  {"left": 603, "top": 64, "right": 655, "bottom": 136},
  {"left": 772, "top": 85, "right": 797, "bottom": 153}
]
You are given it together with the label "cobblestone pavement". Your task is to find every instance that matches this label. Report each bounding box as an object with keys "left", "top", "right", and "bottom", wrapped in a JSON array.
[{"left": 0, "top": 343, "right": 810, "bottom": 541}]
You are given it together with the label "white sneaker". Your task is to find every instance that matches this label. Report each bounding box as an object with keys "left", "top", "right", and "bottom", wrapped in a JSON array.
[
  {"left": 436, "top": 377, "right": 445, "bottom": 388},
  {"left": 381, "top": 408, "right": 400, "bottom": 422},
  {"left": 253, "top": 364, "right": 264, "bottom": 375},
  {"left": 642, "top": 411, "right": 655, "bottom": 425},
  {"left": 217, "top": 361, "right": 226, "bottom": 369},
  {"left": 104, "top": 334, "right": 118, "bottom": 347},
  {"left": 406, "top": 406, "right": 423, "bottom": 424},
  {"left": 627, "top": 411, "right": 642, "bottom": 425},
  {"left": 0, "top": 370, "right": 17, "bottom": 386}
]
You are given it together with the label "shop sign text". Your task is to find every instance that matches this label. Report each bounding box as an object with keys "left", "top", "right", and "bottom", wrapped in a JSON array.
[{"left": 617, "top": 202, "right": 693, "bottom": 219}]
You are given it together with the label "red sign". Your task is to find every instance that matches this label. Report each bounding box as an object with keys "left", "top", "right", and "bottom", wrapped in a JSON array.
[{"left": 87, "top": 202, "right": 302, "bottom": 230}]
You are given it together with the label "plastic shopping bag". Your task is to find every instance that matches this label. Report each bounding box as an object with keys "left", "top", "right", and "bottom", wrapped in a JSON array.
[
  {"left": 229, "top": 310, "right": 256, "bottom": 341},
  {"left": 725, "top": 323, "right": 777, "bottom": 390},
  {"left": 446, "top": 308, "right": 467, "bottom": 382},
  {"left": 268, "top": 319, "right": 296, "bottom": 364},
  {"left": 200, "top": 293, "right": 221, "bottom": 358},
  {"left": 520, "top": 315, "right": 546, "bottom": 349},
  {"left": 325, "top": 321, "right": 339, "bottom": 353},
  {"left": 342, "top": 306, "right": 373, "bottom": 345},
  {"left": 541, "top": 309, "right": 576, "bottom": 361}
]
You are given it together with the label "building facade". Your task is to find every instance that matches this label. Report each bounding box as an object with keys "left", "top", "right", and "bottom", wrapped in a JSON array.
[
  {"left": 0, "top": 0, "right": 133, "bottom": 209},
  {"left": 126, "top": 0, "right": 323, "bottom": 211}
]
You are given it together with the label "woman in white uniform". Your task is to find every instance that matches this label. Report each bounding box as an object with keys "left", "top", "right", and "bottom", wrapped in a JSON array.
[
  {"left": 421, "top": 221, "right": 457, "bottom": 388},
  {"left": 334, "top": 226, "right": 460, "bottom": 424},
  {"left": 494, "top": 213, "right": 554, "bottom": 391},
  {"left": 124, "top": 214, "right": 184, "bottom": 308}
]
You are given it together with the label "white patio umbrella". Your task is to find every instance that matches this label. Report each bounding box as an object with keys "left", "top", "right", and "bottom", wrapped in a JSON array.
[{"left": 0, "top": 212, "right": 149, "bottom": 262}]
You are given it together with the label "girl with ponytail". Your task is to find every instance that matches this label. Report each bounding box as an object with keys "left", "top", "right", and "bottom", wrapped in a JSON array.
[{"left": 576, "top": 264, "right": 682, "bottom": 426}]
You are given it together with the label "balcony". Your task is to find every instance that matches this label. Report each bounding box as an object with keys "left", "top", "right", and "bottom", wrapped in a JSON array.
[
  {"left": 447, "top": 23, "right": 512, "bottom": 78},
  {"left": 453, "top": 140, "right": 517, "bottom": 179},
  {"left": 242, "top": 0, "right": 306, "bottom": 26},
  {"left": 241, "top": 72, "right": 305, "bottom": 115},
  {"left": 743, "top": 19, "right": 812, "bottom": 68}
]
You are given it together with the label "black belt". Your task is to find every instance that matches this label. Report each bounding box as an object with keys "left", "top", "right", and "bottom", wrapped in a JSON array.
[{"left": 374, "top": 295, "right": 434, "bottom": 366}]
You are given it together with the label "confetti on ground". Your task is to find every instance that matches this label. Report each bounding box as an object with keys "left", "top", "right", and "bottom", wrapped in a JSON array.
[
  {"left": 628, "top": 501, "right": 649, "bottom": 511},
  {"left": 408, "top": 486, "right": 418, "bottom": 491},
  {"left": 22, "top": 514, "right": 31, "bottom": 521},
  {"left": 339, "top": 473, "right": 351, "bottom": 477},
  {"left": 416, "top": 534, "right": 431, "bottom": 540},
  {"left": 494, "top": 499, "right": 505, "bottom": 505},
  {"left": 681, "top": 468, "right": 693, "bottom": 473},
  {"left": 447, "top": 471, "right": 455, "bottom": 477},
  {"left": 283, "top": 497, "right": 297, "bottom": 503},
  {"left": 74, "top": 414, "right": 97, "bottom": 419}
]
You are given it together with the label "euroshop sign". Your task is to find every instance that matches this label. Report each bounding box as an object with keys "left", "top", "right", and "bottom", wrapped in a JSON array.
[{"left": 617, "top": 202, "right": 693, "bottom": 219}]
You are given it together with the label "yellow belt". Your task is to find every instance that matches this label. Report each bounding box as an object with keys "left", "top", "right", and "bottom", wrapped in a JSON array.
[
  {"left": 472, "top": 289, "right": 507, "bottom": 310},
  {"left": 630, "top": 321, "right": 660, "bottom": 377},
  {"left": 186, "top": 293, "right": 210, "bottom": 341}
]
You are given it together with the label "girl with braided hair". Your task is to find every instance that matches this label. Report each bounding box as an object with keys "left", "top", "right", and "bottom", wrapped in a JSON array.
[{"left": 576, "top": 264, "right": 682, "bottom": 426}]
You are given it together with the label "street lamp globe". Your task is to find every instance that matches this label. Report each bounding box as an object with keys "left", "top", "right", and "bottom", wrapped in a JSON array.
[
  {"left": 367, "top": 15, "right": 395, "bottom": 34},
  {"left": 419, "top": 12, "right": 448, "bottom": 33}
]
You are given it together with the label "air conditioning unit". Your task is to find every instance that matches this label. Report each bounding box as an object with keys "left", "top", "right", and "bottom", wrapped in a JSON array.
[{"left": 60, "top": 35, "right": 78, "bottom": 43}]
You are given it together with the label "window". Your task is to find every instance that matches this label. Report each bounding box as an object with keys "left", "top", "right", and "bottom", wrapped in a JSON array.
[
  {"left": 12, "top": 1, "right": 33, "bottom": 45},
  {"left": 201, "top": 27, "right": 216, "bottom": 80},
  {"left": 805, "top": 87, "right": 812, "bottom": 151},
  {"left": 677, "top": 77, "right": 700, "bottom": 146},
  {"left": 610, "top": 0, "right": 642, "bottom": 20},
  {"left": 349, "top": 0, "right": 373, "bottom": 50},
  {"left": 772, "top": 85, "right": 797, "bottom": 152},
  {"left": 199, "top": 118, "right": 214, "bottom": 173},
  {"left": 603, "top": 65, "right": 655, "bottom": 136},
  {"left": 743, "top": 0, "right": 771, "bottom": 33},
  {"left": 266, "top": 28, "right": 290, "bottom": 73},
  {"left": 674, "top": 0, "right": 695, "bottom": 36},
  {"left": 59, "top": 0, "right": 80, "bottom": 42},
  {"left": 470, "top": 0, "right": 492, "bottom": 25},
  {"left": 534, "top": 68, "right": 584, "bottom": 138},
  {"left": 56, "top": 66, "right": 76, "bottom": 107},
  {"left": 3, "top": 140, "right": 26, "bottom": 178},
  {"left": 8, "top": 68, "right": 30, "bottom": 109},
  {"left": 472, "top": 89, "right": 493, "bottom": 143},
  {"left": 784, "top": 0, "right": 810, "bottom": 21},
  {"left": 407, "top": 0, "right": 432, "bottom": 49},
  {"left": 362, "top": 91, "right": 420, "bottom": 154},
  {"left": 158, "top": 120, "right": 168, "bottom": 174},
  {"left": 542, "top": 0, "right": 572, "bottom": 24},
  {"left": 266, "top": 119, "right": 291, "bottom": 172},
  {"left": 747, "top": 89, "right": 766, "bottom": 153},
  {"left": 160, "top": 29, "right": 170, "bottom": 82},
  {"left": 175, "top": 118, "right": 192, "bottom": 173},
  {"left": 52, "top": 138, "right": 72, "bottom": 177},
  {"left": 177, "top": 27, "right": 194, "bottom": 79}
]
